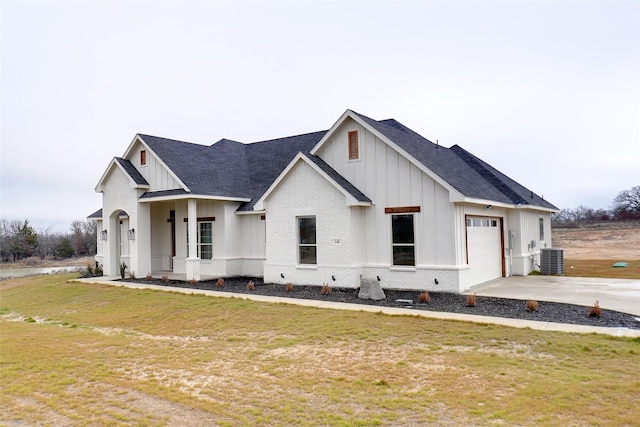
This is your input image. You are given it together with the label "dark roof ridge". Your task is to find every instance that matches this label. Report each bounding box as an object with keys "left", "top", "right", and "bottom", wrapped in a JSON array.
[
  {"left": 248, "top": 129, "right": 328, "bottom": 146},
  {"left": 137, "top": 133, "right": 207, "bottom": 147}
]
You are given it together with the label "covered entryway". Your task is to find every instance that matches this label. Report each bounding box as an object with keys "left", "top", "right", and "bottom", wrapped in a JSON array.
[{"left": 466, "top": 216, "right": 503, "bottom": 284}]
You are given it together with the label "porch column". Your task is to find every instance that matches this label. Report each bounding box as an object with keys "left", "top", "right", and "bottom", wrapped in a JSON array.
[{"left": 185, "top": 199, "right": 201, "bottom": 280}]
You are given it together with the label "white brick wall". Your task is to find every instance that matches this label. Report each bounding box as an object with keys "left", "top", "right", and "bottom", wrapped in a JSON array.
[{"left": 264, "top": 160, "right": 359, "bottom": 286}]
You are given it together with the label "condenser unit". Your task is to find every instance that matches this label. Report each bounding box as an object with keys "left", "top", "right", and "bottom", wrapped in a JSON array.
[{"left": 541, "top": 248, "right": 564, "bottom": 275}]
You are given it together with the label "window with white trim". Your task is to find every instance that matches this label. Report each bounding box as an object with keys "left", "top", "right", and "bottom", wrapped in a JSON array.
[
  {"left": 392, "top": 214, "right": 415, "bottom": 266},
  {"left": 298, "top": 216, "right": 317, "bottom": 265},
  {"left": 539, "top": 217, "right": 545, "bottom": 241},
  {"left": 140, "top": 150, "right": 147, "bottom": 166},
  {"left": 186, "top": 221, "right": 213, "bottom": 259}
]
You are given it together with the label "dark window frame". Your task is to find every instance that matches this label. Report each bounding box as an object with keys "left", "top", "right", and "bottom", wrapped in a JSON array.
[
  {"left": 391, "top": 214, "right": 416, "bottom": 266},
  {"left": 297, "top": 216, "right": 317, "bottom": 265}
]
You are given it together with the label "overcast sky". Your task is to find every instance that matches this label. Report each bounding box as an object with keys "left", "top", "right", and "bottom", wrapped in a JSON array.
[{"left": 2, "top": 0, "right": 639, "bottom": 233}]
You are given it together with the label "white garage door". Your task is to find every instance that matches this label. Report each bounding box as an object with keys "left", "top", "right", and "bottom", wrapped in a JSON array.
[{"left": 466, "top": 217, "right": 502, "bottom": 285}]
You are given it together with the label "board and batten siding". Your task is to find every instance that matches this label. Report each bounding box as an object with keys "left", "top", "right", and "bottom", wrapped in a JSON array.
[
  {"left": 508, "top": 209, "right": 553, "bottom": 276},
  {"left": 314, "top": 118, "right": 457, "bottom": 270},
  {"left": 129, "top": 143, "right": 181, "bottom": 192}
]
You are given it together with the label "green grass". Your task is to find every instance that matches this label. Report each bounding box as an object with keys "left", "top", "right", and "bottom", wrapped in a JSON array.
[{"left": 1, "top": 274, "right": 639, "bottom": 426}]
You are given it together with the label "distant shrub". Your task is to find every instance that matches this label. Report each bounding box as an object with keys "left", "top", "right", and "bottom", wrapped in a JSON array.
[
  {"left": 189, "top": 278, "right": 198, "bottom": 286},
  {"left": 87, "top": 263, "right": 94, "bottom": 275},
  {"left": 247, "top": 280, "right": 255, "bottom": 291},
  {"left": 418, "top": 292, "right": 430, "bottom": 303},
  {"left": 466, "top": 293, "right": 477, "bottom": 307},
  {"left": 161, "top": 275, "right": 168, "bottom": 283},
  {"left": 129, "top": 271, "right": 136, "bottom": 280},
  {"left": 286, "top": 282, "right": 294, "bottom": 292},
  {"left": 526, "top": 300, "right": 539, "bottom": 312},
  {"left": 216, "top": 278, "right": 225, "bottom": 288},
  {"left": 145, "top": 273, "right": 153, "bottom": 281},
  {"left": 119, "top": 262, "right": 127, "bottom": 279},
  {"left": 321, "top": 283, "right": 332, "bottom": 295},
  {"left": 589, "top": 301, "right": 602, "bottom": 318}
]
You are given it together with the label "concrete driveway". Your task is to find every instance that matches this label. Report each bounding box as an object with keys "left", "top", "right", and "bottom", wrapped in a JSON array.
[{"left": 470, "top": 276, "right": 640, "bottom": 316}]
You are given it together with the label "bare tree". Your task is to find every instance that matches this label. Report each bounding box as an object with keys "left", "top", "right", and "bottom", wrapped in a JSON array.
[{"left": 612, "top": 186, "right": 640, "bottom": 219}]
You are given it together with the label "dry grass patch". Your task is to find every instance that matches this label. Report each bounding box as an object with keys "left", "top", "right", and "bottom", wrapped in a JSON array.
[
  {"left": 1, "top": 274, "right": 639, "bottom": 426},
  {"left": 563, "top": 258, "right": 640, "bottom": 279}
]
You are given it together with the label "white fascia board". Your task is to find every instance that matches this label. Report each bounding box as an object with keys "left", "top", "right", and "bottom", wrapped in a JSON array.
[
  {"left": 253, "top": 152, "right": 371, "bottom": 211},
  {"left": 460, "top": 198, "right": 558, "bottom": 213},
  {"left": 459, "top": 198, "right": 515, "bottom": 209},
  {"left": 514, "top": 204, "right": 558, "bottom": 213},
  {"left": 138, "top": 193, "right": 251, "bottom": 203},
  {"left": 235, "top": 210, "right": 266, "bottom": 216},
  {"left": 94, "top": 158, "right": 150, "bottom": 192},
  {"left": 310, "top": 109, "right": 465, "bottom": 202},
  {"left": 128, "top": 134, "right": 190, "bottom": 192},
  {"left": 95, "top": 158, "right": 117, "bottom": 192}
]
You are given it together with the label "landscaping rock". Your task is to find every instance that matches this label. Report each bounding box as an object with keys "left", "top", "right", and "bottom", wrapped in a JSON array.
[{"left": 358, "top": 279, "right": 386, "bottom": 300}]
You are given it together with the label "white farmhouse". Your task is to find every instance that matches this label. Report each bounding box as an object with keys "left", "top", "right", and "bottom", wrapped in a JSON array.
[{"left": 90, "top": 109, "right": 557, "bottom": 292}]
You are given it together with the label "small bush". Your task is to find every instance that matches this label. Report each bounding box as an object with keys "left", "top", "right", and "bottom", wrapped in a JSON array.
[
  {"left": 95, "top": 262, "right": 103, "bottom": 276},
  {"left": 466, "top": 293, "right": 477, "bottom": 307},
  {"left": 87, "top": 263, "right": 94, "bottom": 275},
  {"left": 286, "top": 282, "right": 294, "bottom": 292},
  {"left": 119, "top": 261, "right": 127, "bottom": 279},
  {"left": 418, "top": 292, "right": 430, "bottom": 303},
  {"left": 189, "top": 278, "right": 198, "bottom": 286},
  {"left": 321, "top": 283, "right": 332, "bottom": 295},
  {"left": 145, "top": 273, "right": 153, "bottom": 281},
  {"left": 589, "top": 300, "right": 602, "bottom": 318},
  {"left": 161, "top": 275, "right": 168, "bottom": 283},
  {"left": 247, "top": 280, "right": 255, "bottom": 291},
  {"left": 129, "top": 271, "right": 136, "bottom": 280},
  {"left": 526, "top": 300, "right": 539, "bottom": 312},
  {"left": 216, "top": 278, "right": 225, "bottom": 288}
]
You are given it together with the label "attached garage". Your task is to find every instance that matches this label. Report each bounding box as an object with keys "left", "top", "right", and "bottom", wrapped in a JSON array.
[{"left": 466, "top": 216, "right": 504, "bottom": 285}]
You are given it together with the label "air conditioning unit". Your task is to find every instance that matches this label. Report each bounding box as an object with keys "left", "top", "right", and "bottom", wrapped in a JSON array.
[{"left": 540, "top": 248, "right": 564, "bottom": 275}]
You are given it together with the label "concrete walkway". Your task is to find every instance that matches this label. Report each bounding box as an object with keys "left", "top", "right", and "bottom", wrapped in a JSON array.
[
  {"left": 74, "top": 276, "right": 640, "bottom": 337},
  {"left": 470, "top": 276, "right": 640, "bottom": 316}
]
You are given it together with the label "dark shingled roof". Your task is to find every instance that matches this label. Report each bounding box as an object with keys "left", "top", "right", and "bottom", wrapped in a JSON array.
[
  {"left": 87, "top": 209, "right": 102, "bottom": 219},
  {"left": 115, "top": 157, "right": 149, "bottom": 186},
  {"left": 351, "top": 111, "right": 557, "bottom": 210},
  {"left": 132, "top": 111, "right": 556, "bottom": 212},
  {"left": 137, "top": 131, "right": 369, "bottom": 210}
]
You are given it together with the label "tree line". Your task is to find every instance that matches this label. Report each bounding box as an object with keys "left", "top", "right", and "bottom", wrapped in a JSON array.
[
  {"left": 551, "top": 185, "right": 640, "bottom": 226},
  {"left": 1, "top": 186, "right": 637, "bottom": 260},
  {"left": 0, "top": 219, "right": 96, "bottom": 262}
]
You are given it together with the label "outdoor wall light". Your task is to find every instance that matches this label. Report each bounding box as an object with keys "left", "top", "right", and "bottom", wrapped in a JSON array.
[
  {"left": 331, "top": 275, "right": 335, "bottom": 281},
  {"left": 127, "top": 228, "right": 135, "bottom": 240},
  {"left": 486, "top": 205, "right": 493, "bottom": 210},
  {"left": 100, "top": 230, "right": 108, "bottom": 241}
]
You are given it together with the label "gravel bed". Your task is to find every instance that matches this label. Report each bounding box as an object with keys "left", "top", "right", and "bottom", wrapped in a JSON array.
[{"left": 120, "top": 276, "right": 640, "bottom": 330}]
